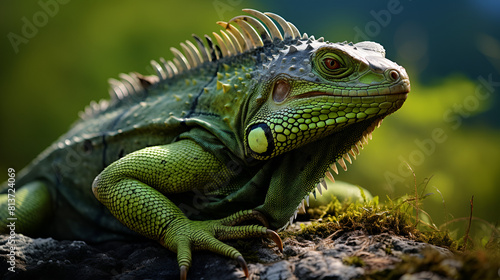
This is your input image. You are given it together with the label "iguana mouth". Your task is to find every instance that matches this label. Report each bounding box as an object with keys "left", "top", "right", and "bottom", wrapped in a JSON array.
[
  {"left": 293, "top": 76, "right": 410, "bottom": 101},
  {"left": 297, "top": 91, "right": 408, "bottom": 99}
]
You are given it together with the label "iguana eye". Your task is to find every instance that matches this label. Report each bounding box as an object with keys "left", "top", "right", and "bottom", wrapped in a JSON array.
[
  {"left": 323, "top": 58, "right": 341, "bottom": 70},
  {"left": 314, "top": 49, "right": 353, "bottom": 79}
]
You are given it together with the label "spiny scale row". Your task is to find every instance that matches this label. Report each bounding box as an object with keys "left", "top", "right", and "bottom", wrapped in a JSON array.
[
  {"left": 80, "top": 72, "right": 154, "bottom": 119},
  {"left": 84, "top": 9, "right": 304, "bottom": 119},
  {"left": 324, "top": 118, "right": 382, "bottom": 182},
  {"left": 150, "top": 9, "right": 301, "bottom": 82},
  {"left": 79, "top": 99, "right": 110, "bottom": 120}
]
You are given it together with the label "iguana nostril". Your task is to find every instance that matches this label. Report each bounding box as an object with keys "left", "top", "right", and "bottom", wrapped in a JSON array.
[{"left": 388, "top": 70, "right": 400, "bottom": 81}]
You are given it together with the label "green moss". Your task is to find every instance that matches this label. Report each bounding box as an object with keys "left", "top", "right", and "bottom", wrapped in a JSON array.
[
  {"left": 366, "top": 248, "right": 500, "bottom": 280},
  {"left": 291, "top": 196, "right": 437, "bottom": 245},
  {"left": 283, "top": 187, "right": 500, "bottom": 279},
  {"left": 230, "top": 239, "right": 261, "bottom": 263},
  {"left": 343, "top": 256, "right": 365, "bottom": 267},
  {"left": 420, "top": 230, "right": 458, "bottom": 250},
  {"left": 384, "top": 246, "right": 392, "bottom": 255}
]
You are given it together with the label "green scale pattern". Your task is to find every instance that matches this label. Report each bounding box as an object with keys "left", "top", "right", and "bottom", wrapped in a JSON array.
[
  {"left": 92, "top": 140, "right": 273, "bottom": 269},
  {"left": 251, "top": 92, "right": 400, "bottom": 159}
]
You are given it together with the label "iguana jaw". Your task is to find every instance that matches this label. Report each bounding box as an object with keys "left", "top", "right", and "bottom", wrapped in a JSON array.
[{"left": 244, "top": 88, "right": 408, "bottom": 161}]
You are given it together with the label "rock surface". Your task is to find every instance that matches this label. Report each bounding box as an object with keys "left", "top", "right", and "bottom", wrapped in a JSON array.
[{"left": 0, "top": 227, "right": 458, "bottom": 280}]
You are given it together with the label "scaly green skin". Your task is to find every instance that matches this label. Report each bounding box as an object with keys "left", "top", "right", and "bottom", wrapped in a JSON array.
[{"left": 0, "top": 9, "right": 409, "bottom": 279}]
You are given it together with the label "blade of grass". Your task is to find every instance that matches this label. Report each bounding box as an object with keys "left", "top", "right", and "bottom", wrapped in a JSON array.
[
  {"left": 404, "top": 162, "right": 419, "bottom": 227},
  {"left": 463, "top": 195, "right": 474, "bottom": 252}
]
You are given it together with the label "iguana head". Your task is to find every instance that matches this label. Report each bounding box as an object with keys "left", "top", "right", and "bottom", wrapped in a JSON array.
[{"left": 243, "top": 35, "right": 409, "bottom": 161}]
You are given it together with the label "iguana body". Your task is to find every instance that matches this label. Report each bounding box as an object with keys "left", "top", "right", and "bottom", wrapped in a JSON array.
[{"left": 0, "top": 9, "right": 409, "bottom": 279}]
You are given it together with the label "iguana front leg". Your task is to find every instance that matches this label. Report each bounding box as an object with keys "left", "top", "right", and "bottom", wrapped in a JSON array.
[
  {"left": 0, "top": 180, "right": 52, "bottom": 234},
  {"left": 92, "top": 139, "right": 282, "bottom": 279}
]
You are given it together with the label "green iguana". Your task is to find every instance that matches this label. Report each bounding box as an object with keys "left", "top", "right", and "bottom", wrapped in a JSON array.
[{"left": 0, "top": 9, "right": 409, "bottom": 279}]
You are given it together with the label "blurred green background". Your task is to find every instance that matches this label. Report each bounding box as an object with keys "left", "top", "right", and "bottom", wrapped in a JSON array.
[{"left": 1, "top": 1, "right": 499, "bottom": 238}]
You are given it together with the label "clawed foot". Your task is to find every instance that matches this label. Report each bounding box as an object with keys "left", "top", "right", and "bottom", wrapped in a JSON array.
[{"left": 164, "top": 210, "right": 282, "bottom": 280}]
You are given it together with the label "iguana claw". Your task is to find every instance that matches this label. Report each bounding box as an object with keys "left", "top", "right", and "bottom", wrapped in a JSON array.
[
  {"left": 180, "top": 265, "right": 188, "bottom": 280},
  {"left": 236, "top": 255, "right": 249, "bottom": 278},
  {"left": 266, "top": 229, "right": 283, "bottom": 252}
]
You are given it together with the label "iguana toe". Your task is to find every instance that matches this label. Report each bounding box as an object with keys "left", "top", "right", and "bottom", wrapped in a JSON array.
[
  {"left": 217, "top": 210, "right": 283, "bottom": 252},
  {"left": 218, "top": 209, "right": 270, "bottom": 227},
  {"left": 166, "top": 216, "right": 282, "bottom": 279}
]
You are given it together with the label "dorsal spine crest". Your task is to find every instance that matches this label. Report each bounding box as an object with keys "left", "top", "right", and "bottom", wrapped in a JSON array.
[{"left": 81, "top": 9, "right": 308, "bottom": 120}]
